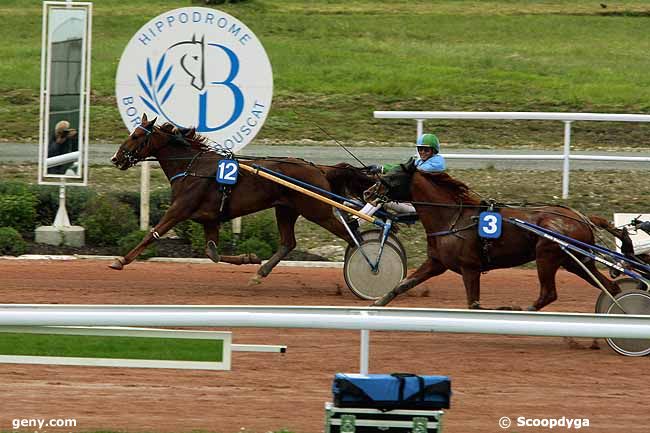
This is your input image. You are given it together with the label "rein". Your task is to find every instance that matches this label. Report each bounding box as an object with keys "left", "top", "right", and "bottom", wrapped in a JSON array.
[
  {"left": 169, "top": 151, "right": 211, "bottom": 183},
  {"left": 427, "top": 221, "right": 478, "bottom": 237},
  {"left": 407, "top": 198, "right": 599, "bottom": 226}
]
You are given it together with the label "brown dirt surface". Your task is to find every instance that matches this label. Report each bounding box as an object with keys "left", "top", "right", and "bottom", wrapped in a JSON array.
[{"left": 0, "top": 259, "right": 647, "bottom": 433}]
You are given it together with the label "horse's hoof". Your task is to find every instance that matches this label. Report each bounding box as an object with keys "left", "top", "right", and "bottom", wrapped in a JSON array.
[
  {"left": 206, "top": 241, "right": 220, "bottom": 263},
  {"left": 526, "top": 305, "right": 538, "bottom": 311},
  {"left": 109, "top": 258, "right": 124, "bottom": 270},
  {"left": 496, "top": 305, "right": 522, "bottom": 311},
  {"left": 248, "top": 275, "right": 262, "bottom": 286},
  {"left": 563, "top": 336, "right": 585, "bottom": 350},
  {"left": 373, "top": 294, "right": 393, "bottom": 307},
  {"left": 247, "top": 253, "right": 262, "bottom": 265}
]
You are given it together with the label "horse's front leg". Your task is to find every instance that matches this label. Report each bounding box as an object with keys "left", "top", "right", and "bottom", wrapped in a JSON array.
[
  {"left": 204, "top": 220, "right": 262, "bottom": 266},
  {"left": 109, "top": 210, "right": 183, "bottom": 270},
  {"left": 250, "top": 206, "right": 299, "bottom": 285},
  {"left": 374, "top": 257, "right": 447, "bottom": 306},
  {"left": 461, "top": 267, "right": 483, "bottom": 309}
]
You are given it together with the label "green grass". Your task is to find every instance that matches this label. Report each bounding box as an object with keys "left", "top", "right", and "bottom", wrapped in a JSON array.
[
  {"left": 2, "top": 1, "right": 650, "bottom": 147},
  {"left": 0, "top": 332, "right": 223, "bottom": 362}
]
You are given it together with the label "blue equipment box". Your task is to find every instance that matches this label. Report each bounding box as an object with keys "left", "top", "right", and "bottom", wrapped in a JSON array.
[{"left": 333, "top": 373, "right": 451, "bottom": 410}]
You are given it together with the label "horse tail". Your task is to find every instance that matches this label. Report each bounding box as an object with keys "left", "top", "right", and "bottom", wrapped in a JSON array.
[{"left": 588, "top": 214, "right": 636, "bottom": 257}]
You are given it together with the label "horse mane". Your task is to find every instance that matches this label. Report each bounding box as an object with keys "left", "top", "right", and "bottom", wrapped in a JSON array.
[
  {"left": 158, "top": 122, "right": 213, "bottom": 151},
  {"left": 178, "top": 127, "right": 211, "bottom": 149},
  {"left": 418, "top": 172, "right": 481, "bottom": 204}
]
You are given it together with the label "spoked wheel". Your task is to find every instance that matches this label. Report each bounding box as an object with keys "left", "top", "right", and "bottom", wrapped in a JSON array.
[
  {"left": 344, "top": 239, "right": 407, "bottom": 300},
  {"left": 605, "top": 289, "right": 650, "bottom": 357},
  {"left": 345, "top": 229, "right": 407, "bottom": 263},
  {"left": 595, "top": 278, "right": 648, "bottom": 314}
]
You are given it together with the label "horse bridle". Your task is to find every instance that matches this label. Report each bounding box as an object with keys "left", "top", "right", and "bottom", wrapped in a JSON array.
[{"left": 122, "top": 124, "right": 154, "bottom": 168}]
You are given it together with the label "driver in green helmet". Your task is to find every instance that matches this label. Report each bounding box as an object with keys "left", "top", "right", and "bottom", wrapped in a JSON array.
[{"left": 356, "top": 133, "right": 446, "bottom": 219}]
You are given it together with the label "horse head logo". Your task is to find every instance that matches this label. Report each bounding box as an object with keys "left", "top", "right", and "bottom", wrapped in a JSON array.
[
  {"left": 136, "top": 34, "right": 209, "bottom": 124},
  {"left": 170, "top": 34, "right": 205, "bottom": 91},
  {"left": 136, "top": 33, "right": 244, "bottom": 132}
]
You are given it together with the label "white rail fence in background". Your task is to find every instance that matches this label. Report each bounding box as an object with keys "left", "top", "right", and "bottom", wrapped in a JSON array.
[
  {"left": 374, "top": 111, "right": 650, "bottom": 198},
  {"left": 2, "top": 305, "right": 650, "bottom": 374}
]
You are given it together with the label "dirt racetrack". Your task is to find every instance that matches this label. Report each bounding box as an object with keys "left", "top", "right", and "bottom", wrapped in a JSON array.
[{"left": 0, "top": 259, "right": 647, "bottom": 433}]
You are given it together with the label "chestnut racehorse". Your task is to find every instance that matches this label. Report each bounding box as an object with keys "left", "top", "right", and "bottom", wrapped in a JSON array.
[
  {"left": 365, "top": 170, "right": 620, "bottom": 310},
  {"left": 110, "top": 114, "right": 374, "bottom": 283}
]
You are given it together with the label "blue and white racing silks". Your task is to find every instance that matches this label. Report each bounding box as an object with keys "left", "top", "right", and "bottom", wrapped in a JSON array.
[{"left": 415, "top": 154, "right": 446, "bottom": 172}]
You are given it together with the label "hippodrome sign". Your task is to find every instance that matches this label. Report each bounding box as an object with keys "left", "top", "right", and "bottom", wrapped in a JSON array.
[{"left": 115, "top": 7, "right": 273, "bottom": 152}]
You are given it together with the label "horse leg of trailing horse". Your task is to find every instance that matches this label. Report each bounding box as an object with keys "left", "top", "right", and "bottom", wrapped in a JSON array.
[
  {"left": 460, "top": 267, "right": 485, "bottom": 309},
  {"left": 530, "top": 255, "right": 563, "bottom": 311},
  {"left": 250, "top": 206, "right": 299, "bottom": 284},
  {"left": 562, "top": 259, "right": 620, "bottom": 296},
  {"left": 553, "top": 257, "right": 613, "bottom": 351},
  {"left": 203, "top": 220, "right": 262, "bottom": 266},
  {"left": 462, "top": 266, "right": 521, "bottom": 310},
  {"left": 373, "top": 257, "right": 447, "bottom": 306},
  {"left": 109, "top": 214, "right": 181, "bottom": 270},
  {"left": 560, "top": 257, "right": 619, "bottom": 351},
  {"left": 563, "top": 259, "right": 621, "bottom": 350}
]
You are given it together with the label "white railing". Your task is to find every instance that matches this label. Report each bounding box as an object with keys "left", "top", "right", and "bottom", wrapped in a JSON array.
[
  {"left": 46, "top": 150, "right": 79, "bottom": 168},
  {"left": 374, "top": 111, "right": 650, "bottom": 198},
  {"left": 2, "top": 304, "right": 650, "bottom": 373}
]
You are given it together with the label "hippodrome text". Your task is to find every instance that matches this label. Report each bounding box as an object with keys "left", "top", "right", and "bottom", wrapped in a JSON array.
[{"left": 136, "top": 10, "right": 252, "bottom": 47}]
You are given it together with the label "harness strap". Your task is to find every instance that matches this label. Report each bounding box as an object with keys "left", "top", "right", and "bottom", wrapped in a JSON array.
[
  {"left": 219, "top": 185, "right": 232, "bottom": 213},
  {"left": 169, "top": 172, "right": 188, "bottom": 182},
  {"left": 427, "top": 222, "right": 477, "bottom": 237},
  {"left": 136, "top": 124, "right": 152, "bottom": 135}
]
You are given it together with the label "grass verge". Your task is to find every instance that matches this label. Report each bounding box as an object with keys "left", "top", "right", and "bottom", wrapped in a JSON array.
[{"left": 0, "top": 333, "right": 223, "bottom": 362}]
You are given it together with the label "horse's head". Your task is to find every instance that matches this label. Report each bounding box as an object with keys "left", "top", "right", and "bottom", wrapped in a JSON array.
[
  {"left": 322, "top": 163, "right": 377, "bottom": 200},
  {"left": 363, "top": 167, "right": 415, "bottom": 204},
  {"left": 111, "top": 113, "right": 167, "bottom": 169}
]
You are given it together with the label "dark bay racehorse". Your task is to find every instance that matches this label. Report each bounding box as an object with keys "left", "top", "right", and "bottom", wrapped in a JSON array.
[
  {"left": 110, "top": 114, "right": 374, "bottom": 282},
  {"left": 366, "top": 170, "right": 620, "bottom": 310}
]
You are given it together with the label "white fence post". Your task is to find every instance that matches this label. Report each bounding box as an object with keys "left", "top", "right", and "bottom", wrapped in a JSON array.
[
  {"left": 562, "top": 121, "right": 572, "bottom": 199},
  {"left": 360, "top": 311, "right": 369, "bottom": 374},
  {"left": 140, "top": 161, "right": 151, "bottom": 230},
  {"left": 416, "top": 119, "right": 424, "bottom": 140}
]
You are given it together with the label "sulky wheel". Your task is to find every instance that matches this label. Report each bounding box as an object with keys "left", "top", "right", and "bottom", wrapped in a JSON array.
[
  {"left": 605, "top": 289, "right": 650, "bottom": 357},
  {"left": 344, "top": 239, "right": 407, "bottom": 300},
  {"left": 345, "top": 229, "right": 407, "bottom": 263},
  {"left": 595, "top": 278, "right": 648, "bottom": 314}
]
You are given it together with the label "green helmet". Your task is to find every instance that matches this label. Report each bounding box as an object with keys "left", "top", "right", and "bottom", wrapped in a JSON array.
[{"left": 416, "top": 133, "right": 440, "bottom": 152}]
